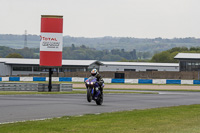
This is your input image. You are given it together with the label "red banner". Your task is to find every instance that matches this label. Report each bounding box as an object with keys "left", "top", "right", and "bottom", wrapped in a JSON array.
[{"left": 40, "top": 15, "right": 63, "bottom": 67}]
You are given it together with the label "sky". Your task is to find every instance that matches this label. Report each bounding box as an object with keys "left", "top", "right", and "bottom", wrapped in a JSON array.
[{"left": 0, "top": 0, "right": 199, "bottom": 38}]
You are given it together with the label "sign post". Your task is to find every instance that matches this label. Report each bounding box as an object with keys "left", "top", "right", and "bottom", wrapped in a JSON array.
[
  {"left": 48, "top": 68, "right": 53, "bottom": 91},
  {"left": 40, "top": 15, "right": 63, "bottom": 92}
]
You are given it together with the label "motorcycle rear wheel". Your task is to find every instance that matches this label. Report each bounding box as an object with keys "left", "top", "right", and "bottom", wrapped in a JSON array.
[{"left": 96, "top": 93, "right": 103, "bottom": 105}]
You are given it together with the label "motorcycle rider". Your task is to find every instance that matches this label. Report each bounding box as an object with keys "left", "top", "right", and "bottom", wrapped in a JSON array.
[{"left": 90, "top": 69, "right": 104, "bottom": 94}]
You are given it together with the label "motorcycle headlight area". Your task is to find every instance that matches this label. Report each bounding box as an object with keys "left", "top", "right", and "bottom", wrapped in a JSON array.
[{"left": 87, "top": 82, "right": 94, "bottom": 85}]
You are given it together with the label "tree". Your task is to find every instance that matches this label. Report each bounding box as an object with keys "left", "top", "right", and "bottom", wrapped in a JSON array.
[
  {"left": 190, "top": 47, "right": 200, "bottom": 51},
  {"left": 142, "top": 52, "right": 151, "bottom": 59},
  {"left": 130, "top": 49, "right": 137, "bottom": 60},
  {"left": 167, "top": 47, "right": 188, "bottom": 53},
  {"left": 137, "top": 52, "right": 143, "bottom": 59},
  {"left": 80, "top": 45, "right": 86, "bottom": 49},
  {"left": 151, "top": 51, "right": 171, "bottom": 63},
  {"left": 71, "top": 44, "right": 76, "bottom": 50},
  {"left": 6, "top": 53, "right": 23, "bottom": 58}
]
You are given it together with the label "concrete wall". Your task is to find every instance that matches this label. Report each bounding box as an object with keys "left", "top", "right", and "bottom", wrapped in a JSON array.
[
  {"left": 12, "top": 71, "right": 47, "bottom": 76},
  {"left": 0, "top": 63, "right": 11, "bottom": 76}
]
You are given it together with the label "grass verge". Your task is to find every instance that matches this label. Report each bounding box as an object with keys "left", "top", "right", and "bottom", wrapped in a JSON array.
[
  {"left": 0, "top": 104, "right": 200, "bottom": 133},
  {"left": 0, "top": 91, "right": 85, "bottom": 95}
]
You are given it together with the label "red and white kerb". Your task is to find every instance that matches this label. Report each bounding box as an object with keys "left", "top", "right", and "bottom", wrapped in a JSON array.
[{"left": 40, "top": 15, "right": 63, "bottom": 66}]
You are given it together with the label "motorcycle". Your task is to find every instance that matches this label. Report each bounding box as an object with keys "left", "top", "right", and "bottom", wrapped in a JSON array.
[{"left": 85, "top": 76, "right": 104, "bottom": 105}]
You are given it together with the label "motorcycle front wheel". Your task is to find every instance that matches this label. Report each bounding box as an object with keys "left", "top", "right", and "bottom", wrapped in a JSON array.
[{"left": 87, "top": 89, "right": 92, "bottom": 102}]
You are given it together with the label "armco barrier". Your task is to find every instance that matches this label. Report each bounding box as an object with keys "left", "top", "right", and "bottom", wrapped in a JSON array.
[
  {"left": 112, "top": 79, "right": 125, "bottom": 83},
  {"left": 2, "top": 77, "right": 9, "bottom": 81},
  {"left": 46, "top": 77, "right": 59, "bottom": 82},
  {"left": 153, "top": 79, "right": 166, "bottom": 84},
  {"left": 20, "top": 77, "right": 33, "bottom": 81},
  {"left": 72, "top": 77, "right": 84, "bottom": 82},
  {"left": 0, "top": 82, "right": 73, "bottom": 92},
  {"left": 181, "top": 80, "right": 193, "bottom": 85},
  {"left": 166, "top": 80, "right": 181, "bottom": 84},
  {"left": 103, "top": 78, "right": 112, "bottom": 83},
  {"left": 33, "top": 77, "right": 46, "bottom": 81},
  {"left": 59, "top": 77, "right": 72, "bottom": 82},
  {"left": 0, "top": 83, "right": 38, "bottom": 91},
  {"left": 38, "top": 83, "right": 60, "bottom": 92},
  {"left": 193, "top": 80, "right": 200, "bottom": 84},
  {"left": 60, "top": 84, "right": 73, "bottom": 91},
  {"left": 38, "top": 83, "right": 73, "bottom": 92},
  {"left": 125, "top": 79, "right": 138, "bottom": 84},
  {"left": 0, "top": 77, "right": 200, "bottom": 85},
  {"left": 139, "top": 79, "right": 152, "bottom": 84},
  {"left": 9, "top": 77, "right": 20, "bottom": 81}
]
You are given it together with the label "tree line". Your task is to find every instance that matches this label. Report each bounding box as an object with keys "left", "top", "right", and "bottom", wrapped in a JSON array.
[
  {"left": 1, "top": 34, "right": 200, "bottom": 58},
  {"left": 1, "top": 44, "right": 200, "bottom": 63},
  {"left": 62, "top": 44, "right": 137, "bottom": 61},
  {"left": 151, "top": 47, "right": 200, "bottom": 63},
  {"left": 0, "top": 45, "right": 137, "bottom": 61}
]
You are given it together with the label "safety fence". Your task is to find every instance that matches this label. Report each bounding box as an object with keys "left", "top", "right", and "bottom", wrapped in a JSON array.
[
  {"left": 0, "top": 77, "right": 200, "bottom": 85},
  {"left": 0, "top": 82, "right": 73, "bottom": 92},
  {"left": 0, "top": 83, "right": 38, "bottom": 91}
]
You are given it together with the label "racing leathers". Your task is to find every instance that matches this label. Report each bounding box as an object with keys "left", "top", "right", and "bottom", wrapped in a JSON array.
[{"left": 91, "top": 72, "right": 104, "bottom": 94}]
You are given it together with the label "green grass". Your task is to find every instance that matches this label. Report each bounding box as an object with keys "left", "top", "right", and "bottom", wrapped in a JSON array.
[
  {"left": 1, "top": 104, "right": 200, "bottom": 133},
  {"left": 0, "top": 91, "right": 86, "bottom": 95}
]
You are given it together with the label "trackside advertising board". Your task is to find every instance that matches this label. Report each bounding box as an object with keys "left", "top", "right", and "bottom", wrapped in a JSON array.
[{"left": 40, "top": 15, "right": 63, "bottom": 66}]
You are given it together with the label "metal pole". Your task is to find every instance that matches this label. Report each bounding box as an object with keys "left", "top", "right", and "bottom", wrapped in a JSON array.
[
  {"left": 48, "top": 68, "right": 52, "bottom": 92},
  {"left": 24, "top": 30, "right": 27, "bottom": 48}
]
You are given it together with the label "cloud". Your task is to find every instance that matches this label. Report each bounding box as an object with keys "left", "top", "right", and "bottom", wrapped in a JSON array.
[{"left": 0, "top": 0, "right": 199, "bottom": 38}]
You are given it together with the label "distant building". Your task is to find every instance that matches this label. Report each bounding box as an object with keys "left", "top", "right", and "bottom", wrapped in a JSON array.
[
  {"left": 174, "top": 53, "right": 200, "bottom": 71},
  {"left": 0, "top": 58, "right": 102, "bottom": 76},
  {"left": 0, "top": 58, "right": 180, "bottom": 76},
  {"left": 99, "top": 61, "right": 179, "bottom": 72}
]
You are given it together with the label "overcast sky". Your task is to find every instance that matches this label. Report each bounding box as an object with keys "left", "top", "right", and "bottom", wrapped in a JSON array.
[{"left": 0, "top": 0, "right": 199, "bottom": 38}]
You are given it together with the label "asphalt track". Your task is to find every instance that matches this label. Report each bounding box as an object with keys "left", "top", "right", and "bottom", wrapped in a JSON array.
[{"left": 1, "top": 91, "right": 200, "bottom": 124}]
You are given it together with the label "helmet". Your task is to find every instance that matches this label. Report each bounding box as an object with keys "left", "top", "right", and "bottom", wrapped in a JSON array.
[{"left": 91, "top": 69, "right": 97, "bottom": 76}]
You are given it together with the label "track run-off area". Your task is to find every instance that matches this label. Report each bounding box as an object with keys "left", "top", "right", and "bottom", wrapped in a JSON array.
[
  {"left": 1, "top": 83, "right": 200, "bottom": 124},
  {"left": 74, "top": 83, "right": 200, "bottom": 90}
]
